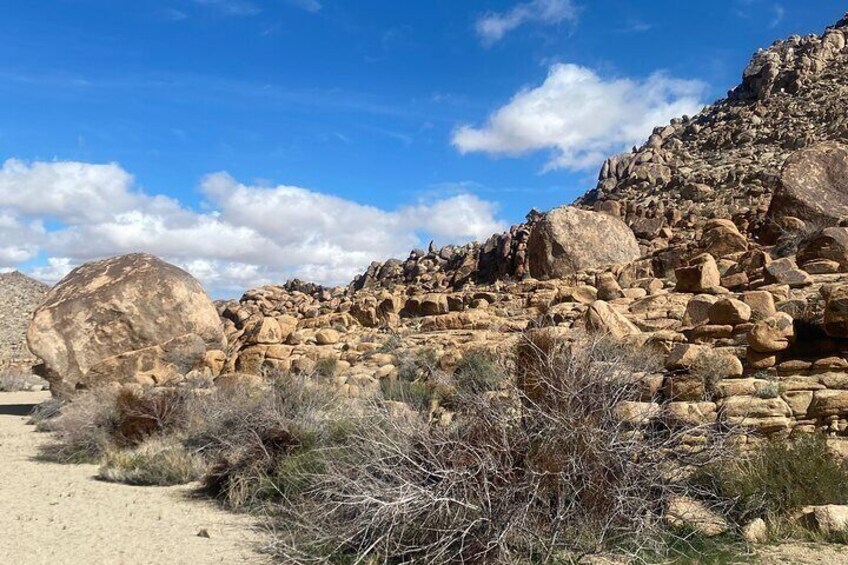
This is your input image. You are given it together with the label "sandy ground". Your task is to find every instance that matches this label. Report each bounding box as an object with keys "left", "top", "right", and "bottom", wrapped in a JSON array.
[{"left": 0, "top": 391, "right": 270, "bottom": 565}]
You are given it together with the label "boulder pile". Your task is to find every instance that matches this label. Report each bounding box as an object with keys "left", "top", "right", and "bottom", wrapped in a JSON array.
[{"left": 24, "top": 14, "right": 848, "bottom": 445}]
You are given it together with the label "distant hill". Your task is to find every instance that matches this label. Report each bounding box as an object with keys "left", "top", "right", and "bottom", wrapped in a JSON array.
[{"left": 0, "top": 271, "right": 49, "bottom": 367}]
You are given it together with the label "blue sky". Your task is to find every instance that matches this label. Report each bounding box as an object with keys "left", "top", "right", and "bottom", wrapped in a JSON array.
[{"left": 0, "top": 0, "right": 845, "bottom": 295}]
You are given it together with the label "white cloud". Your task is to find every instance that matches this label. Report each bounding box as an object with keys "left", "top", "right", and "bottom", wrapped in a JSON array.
[
  {"left": 0, "top": 211, "right": 45, "bottom": 268},
  {"left": 0, "top": 159, "right": 139, "bottom": 222},
  {"left": 475, "top": 0, "right": 577, "bottom": 46},
  {"left": 452, "top": 63, "right": 705, "bottom": 171},
  {"left": 0, "top": 161, "right": 506, "bottom": 295}
]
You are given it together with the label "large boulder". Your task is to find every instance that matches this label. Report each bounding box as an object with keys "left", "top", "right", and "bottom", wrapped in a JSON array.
[
  {"left": 527, "top": 206, "right": 641, "bottom": 279},
  {"left": 765, "top": 142, "right": 848, "bottom": 239},
  {"left": 28, "top": 253, "right": 225, "bottom": 397}
]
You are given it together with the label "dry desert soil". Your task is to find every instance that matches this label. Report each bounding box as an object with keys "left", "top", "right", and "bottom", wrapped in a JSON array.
[{"left": 0, "top": 391, "right": 269, "bottom": 565}]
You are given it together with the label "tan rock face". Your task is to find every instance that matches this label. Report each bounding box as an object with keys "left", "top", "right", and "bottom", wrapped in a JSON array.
[
  {"left": 665, "top": 496, "right": 729, "bottom": 537},
  {"left": 675, "top": 254, "right": 721, "bottom": 293},
  {"left": 527, "top": 206, "right": 640, "bottom": 279},
  {"left": 27, "top": 253, "right": 225, "bottom": 397},
  {"left": 748, "top": 312, "right": 795, "bottom": 353},
  {"left": 766, "top": 142, "right": 848, "bottom": 238},
  {"left": 585, "top": 301, "right": 640, "bottom": 340}
]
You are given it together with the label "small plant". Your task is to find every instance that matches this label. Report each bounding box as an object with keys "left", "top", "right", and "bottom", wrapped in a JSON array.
[
  {"left": 379, "top": 378, "right": 431, "bottom": 414},
  {"left": 394, "top": 346, "right": 439, "bottom": 382},
  {"left": 453, "top": 349, "right": 506, "bottom": 396},
  {"left": 692, "top": 435, "right": 848, "bottom": 523},
  {"left": 755, "top": 380, "right": 781, "bottom": 399},
  {"left": 692, "top": 350, "right": 738, "bottom": 398},
  {"left": 316, "top": 356, "right": 338, "bottom": 377},
  {"left": 99, "top": 438, "right": 205, "bottom": 486}
]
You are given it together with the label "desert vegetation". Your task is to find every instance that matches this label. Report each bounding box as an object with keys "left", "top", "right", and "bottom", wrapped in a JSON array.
[{"left": 36, "top": 330, "right": 848, "bottom": 562}]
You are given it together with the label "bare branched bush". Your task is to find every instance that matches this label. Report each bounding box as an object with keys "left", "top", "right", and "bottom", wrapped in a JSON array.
[{"left": 264, "top": 332, "right": 736, "bottom": 564}]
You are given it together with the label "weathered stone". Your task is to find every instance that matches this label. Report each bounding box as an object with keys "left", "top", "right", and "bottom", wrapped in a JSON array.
[
  {"left": 315, "top": 329, "right": 341, "bottom": 346},
  {"left": 810, "top": 390, "right": 848, "bottom": 418},
  {"left": 700, "top": 219, "right": 749, "bottom": 258},
  {"left": 803, "top": 505, "right": 848, "bottom": 536},
  {"left": 585, "top": 301, "right": 640, "bottom": 339},
  {"left": 665, "top": 496, "right": 729, "bottom": 537},
  {"left": 528, "top": 206, "right": 641, "bottom": 279},
  {"left": 595, "top": 272, "right": 624, "bottom": 301},
  {"left": 420, "top": 294, "right": 450, "bottom": 316},
  {"left": 741, "top": 291, "right": 777, "bottom": 322},
  {"left": 764, "top": 258, "right": 813, "bottom": 287},
  {"left": 675, "top": 254, "right": 721, "bottom": 292},
  {"left": 665, "top": 344, "right": 743, "bottom": 378},
  {"left": 682, "top": 295, "right": 719, "bottom": 328},
  {"left": 708, "top": 298, "right": 752, "bottom": 325},
  {"left": 748, "top": 312, "right": 795, "bottom": 353},
  {"left": 27, "top": 253, "right": 225, "bottom": 398},
  {"left": 799, "top": 227, "right": 848, "bottom": 270},
  {"left": 664, "top": 401, "right": 718, "bottom": 427},
  {"left": 766, "top": 142, "right": 848, "bottom": 237},
  {"left": 613, "top": 401, "right": 661, "bottom": 426}
]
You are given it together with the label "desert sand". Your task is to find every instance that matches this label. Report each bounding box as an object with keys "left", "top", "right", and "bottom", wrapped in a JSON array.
[{"left": 0, "top": 391, "right": 269, "bottom": 565}]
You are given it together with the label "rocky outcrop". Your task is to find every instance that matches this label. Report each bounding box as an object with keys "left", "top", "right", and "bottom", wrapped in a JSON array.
[
  {"left": 0, "top": 271, "right": 49, "bottom": 370},
  {"left": 27, "top": 253, "right": 225, "bottom": 397},
  {"left": 765, "top": 141, "right": 848, "bottom": 240},
  {"left": 527, "top": 206, "right": 640, "bottom": 279}
]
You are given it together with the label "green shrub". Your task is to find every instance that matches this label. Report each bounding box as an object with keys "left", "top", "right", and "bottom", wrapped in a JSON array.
[
  {"left": 693, "top": 435, "right": 848, "bottom": 522},
  {"left": 379, "top": 378, "right": 431, "bottom": 414},
  {"left": 99, "top": 438, "right": 205, "bottom": 486},
  {"left": 453, "top": 349, "right": 506, "bottom": 396}
]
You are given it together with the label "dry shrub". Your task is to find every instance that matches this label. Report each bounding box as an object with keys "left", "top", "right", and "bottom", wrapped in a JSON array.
[
  {"left": 99, "top": 437, "right": 205, "bottom": 486},
  {"left": 114, "top": 388, "right": 190, "bottom": 446},
  {"left": 184, "top": 374, "right": 351, "bottom": 509},
  {"left": 37, "top": 387, "right": 120, "bottom": 463},
  {"left": 0, "top": 369, "right": 47, "bottom": 392},
  {"left": 265, "top": 332, "right": 733, "bottom": 564}
]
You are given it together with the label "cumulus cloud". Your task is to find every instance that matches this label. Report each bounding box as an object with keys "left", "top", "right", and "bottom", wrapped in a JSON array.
[
  {"left": 0, "top": 211, "right": 45, "bottom": 268},
  {"left": 475, "top": 0, "right": 577, "bottom": 46},
  {"left": 0, "top": 160, "right": 505, "bottom": 295},
  {"left": 453, "top": 63, "right": 705, "bottom": 171}
]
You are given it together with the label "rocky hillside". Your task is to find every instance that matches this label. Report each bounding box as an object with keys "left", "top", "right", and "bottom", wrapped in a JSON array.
[
  {"left": 0, "top": 271, "right": 49, "bottom": 368},
  {"left": 200, "top": 14, "right": 848, "bottom": 441},
  {"left": 350, "top": 15, "right": 848, "bottom": 291},
  {"left": 21, "top": 13, "right": 848, "bottom": 444}
]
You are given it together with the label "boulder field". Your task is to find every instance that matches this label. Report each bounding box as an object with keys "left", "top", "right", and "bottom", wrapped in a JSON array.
[{"left": 24, "top": 14, "right": 848, "bottom": 445}]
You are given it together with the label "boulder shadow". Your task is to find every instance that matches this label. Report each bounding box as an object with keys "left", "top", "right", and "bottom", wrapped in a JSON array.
[{"left": 0, "top": 403, "right": 37, "bottom": 416}]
